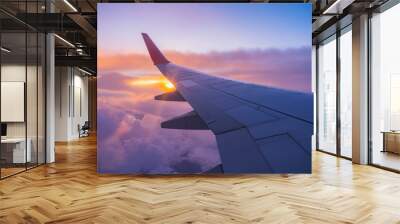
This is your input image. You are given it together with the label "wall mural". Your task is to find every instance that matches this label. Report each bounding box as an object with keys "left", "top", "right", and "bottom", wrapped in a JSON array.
[{"left": 97, "top": 3, "right": 313, "bottom": 174}]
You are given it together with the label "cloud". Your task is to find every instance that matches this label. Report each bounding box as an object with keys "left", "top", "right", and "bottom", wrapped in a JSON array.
[
  {"left": 98, "top": 47, "right": 311, "bottom": 92},
  {"left": 98, "top": 106, "right": 220, "bottom": 174},
  {"left": 170, "top": 159, "right": 203, "bottom": 173},
  {"left": 97, "top": 47, "right": 312, "bottom": 173},
  {"left": 97, "top": 72, "right": 191, "bottom": 119},
  {"left": 97, "top": 72, "right": 130, "bottom": 91},
  {"left": 97, "top": 73, "right": 221, "bottom": 174}
]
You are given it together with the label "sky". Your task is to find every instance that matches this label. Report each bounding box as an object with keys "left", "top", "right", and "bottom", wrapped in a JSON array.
[
  {"left": 97, "top": 3, "right": 311, "bottom": 174},
  {"left": 98, "top": 3, "right": 310, "bottom": 54}
]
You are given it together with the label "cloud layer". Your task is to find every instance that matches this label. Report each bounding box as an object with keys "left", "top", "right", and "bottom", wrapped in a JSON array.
[
  {"left": 97, "top": 47, "right": 311, "bottom": 173},
  {"left": 99, "top": 47, "right": 311, "bottom": 92},
  {"left": 98, "top": 72, "right": 221, "bottom": 173}
]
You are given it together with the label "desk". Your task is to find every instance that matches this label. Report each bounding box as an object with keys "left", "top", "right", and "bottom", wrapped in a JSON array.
[
  {"left": 382, "top": 131, "right": 400, "bottom": 154},
  {"left": 1, "top": 138, "right": 31, "bottom": 163}
]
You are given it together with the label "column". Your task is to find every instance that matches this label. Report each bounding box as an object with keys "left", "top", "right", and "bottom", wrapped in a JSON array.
[{"left": 352, "top": 14, "right": 369, "bottom": 164}]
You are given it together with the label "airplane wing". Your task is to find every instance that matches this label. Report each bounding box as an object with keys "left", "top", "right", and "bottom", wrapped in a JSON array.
[{"left": 142, "top": 33, "right": 313, "bottom": 173}]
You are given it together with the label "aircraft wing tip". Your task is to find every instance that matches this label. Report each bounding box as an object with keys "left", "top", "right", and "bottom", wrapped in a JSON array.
[{"left": 141, "top": 33, "right": 170, "bottom": 65}]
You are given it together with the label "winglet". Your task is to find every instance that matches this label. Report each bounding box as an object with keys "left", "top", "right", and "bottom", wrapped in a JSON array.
[{"left": 142, "top": 33, "right": 170, "bottom": 65}]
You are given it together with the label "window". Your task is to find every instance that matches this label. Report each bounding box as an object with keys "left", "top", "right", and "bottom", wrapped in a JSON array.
[
  {"left": 0, "top": 1, "right": 46, "bottom": 179},
  {"left": 370, "top": 2, "right": 400, "bottom": 171},
  {"left": 317, "top": 36, "right": 337, "bottom": 154},
  {"left": 339, "top": 28, "right": 352, "bottom": 158}
]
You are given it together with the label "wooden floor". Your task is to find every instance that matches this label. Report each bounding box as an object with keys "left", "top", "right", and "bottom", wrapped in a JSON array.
[
  {"left": 1, "top": 167, "right": 26, "bottom": 178},
  {"left": 372, "top": 150, "right": 400, "bottom": 171},
  {"left": 1, "top": 135, "right": 400, "bottom": 223}
]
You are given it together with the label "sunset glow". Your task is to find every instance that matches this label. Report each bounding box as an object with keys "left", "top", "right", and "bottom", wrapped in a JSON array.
[
  {"left": 128, "top": 76, "right": 175, "bottom": 92},
  {"left": 164, "top": 81, "right": 175, "bottom": 90},
  {"left": 130, "top": 78, "right": 162, "bottom": 86}
]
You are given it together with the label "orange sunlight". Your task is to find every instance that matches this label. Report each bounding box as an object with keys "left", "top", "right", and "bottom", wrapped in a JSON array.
[
  {"left": 164, "top": 82, "right": 175, "bottom": 90},
  {"left": 129, "top": 76, "right": 175, "bottom": 92}
]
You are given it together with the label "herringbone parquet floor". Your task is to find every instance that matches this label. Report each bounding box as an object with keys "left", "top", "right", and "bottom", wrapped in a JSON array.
[{"left": 1, "top": 135, "right": 400, "bottom": 224}]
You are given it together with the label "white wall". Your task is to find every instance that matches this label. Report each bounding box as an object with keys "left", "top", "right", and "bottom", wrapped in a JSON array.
[
  {"left": 55, "top": 67, "right": 89, "bottom": 141},
  {"left": 55, "top": 67, "right": 70, "bottom": 141},
  {"left": 1, "top": 65, "right": 38, "bottom": 137},
  {"left": 69, "top": 73, "right": 89, "bottom": 139},
  {"left": 1, "top": 65, "right": 26, "bottom": 140}
]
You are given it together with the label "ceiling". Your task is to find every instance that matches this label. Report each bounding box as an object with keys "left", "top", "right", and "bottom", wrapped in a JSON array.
[{"left": 0, "top": 0, "right": 392, "bottom": 74}]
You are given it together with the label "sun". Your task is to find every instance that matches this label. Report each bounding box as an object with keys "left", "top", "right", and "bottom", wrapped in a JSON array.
[{"left": 164, "top": 81, "right": 175, "bottom": 90}]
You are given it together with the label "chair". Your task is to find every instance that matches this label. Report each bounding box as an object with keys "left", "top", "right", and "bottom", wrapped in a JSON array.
[{"left": 79, "top": 121, "right": 90, "bottom": 138}]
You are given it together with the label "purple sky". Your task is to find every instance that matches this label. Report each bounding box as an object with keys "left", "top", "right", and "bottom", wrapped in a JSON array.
[
  {"left": 98, "top": 3, "right": 311, "bottom": 54},
  {"left": 97, "top": 3, "right": 311, "bottom": 174}
]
